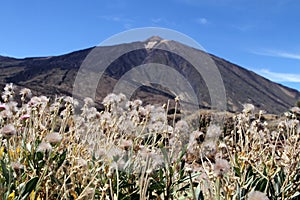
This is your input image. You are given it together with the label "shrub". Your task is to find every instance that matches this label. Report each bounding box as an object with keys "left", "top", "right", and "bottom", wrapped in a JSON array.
[{"left": 297, "top": 100, "right": 300, "bottom": 108}]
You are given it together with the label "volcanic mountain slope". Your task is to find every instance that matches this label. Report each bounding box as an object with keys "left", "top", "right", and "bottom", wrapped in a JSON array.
[{"left": 0, "top": 37, "right": 299, "bottom": 114}]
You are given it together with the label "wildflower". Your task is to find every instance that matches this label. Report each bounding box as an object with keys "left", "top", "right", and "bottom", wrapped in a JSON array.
[
  {"left": 243, "top": 103, "right": 255, "bottom": 114},
  {"left": 7, "top": 191, "right": 15, "bottom": 200},
  {"left": 259, "top": 110, "right": 266, "bottom": 116},
  {"left": 28, "top": 96, "right": 41, "bottom": 107},
  {"left": 206, "top": 124, "right": 222, "bottom": 140},
  {"left": 103, "top": 93, "right": 119, "bottom": 106},
  {"left": 20, "top": 88, "right": 32, "bottom": 101},
  {"left": 1, "top": 124, "right": 17, "bottom": 138},
  {"left": 286, "top": 119, "right": 299, "bottom": 129},
  {"left": 119, "top": 139, "right": 133, "bottom": 150},
  {"left": 201, "top": 140, "right": 217, "bottom": 159},
  {"left": 45, "top": 132, "right": 62, "bottom": 145},
  {"left": 174, "top": 120, "right": 189, "bottom": 134},
  {"left": 126, "top": 100, "right": 134, "bottom": 109},
  {"left": 93, "top": 146, "right": 106, "bottom": 159},
  {"left": 214, "top": 158, "right": 230, "bottom": 177},
  {"left": 81, "top": 187, "right": 95, "bottom": 198},
  {"left": 50, "top": 101, "right": 61, "bottom": 112},
  {"left": 0, "top": 103, "right": 5, "bottom": 111},
  {"left": 148, "top": 121, "right": 164, "bottom": 133},
  {"left": 0, "top": 146, "right": 4, "bottom": 158},
  {"left": 64, "top": 96, "right": 79, "bottom": 106},
  {"left": 118, "top": 93, "right": 127, "bottom": 103},
  {"left": 11, "top": 162, "right": 24, "bottom": 171},
  {"left": 218, "top": 142, "right": 227, "bottom": 149},
  {"left": 86, "top": 107, "right": 99, "bottom": 120},
  {"left": 145, "top": 104, "right": 155, "bottom": 114},
  {"left": 4, "top": 83, "right": 14, "bottom": 92},
  {"left": 76, "top": 158, "right": 88, "bottom": 168},
  {"left": 37, "top": 141, "right": 52, "bottom": 153},
  {"left": 133, "top": 99, "right": 142, "bottom": 108},
  {"left": 185, "top": 167, "right": 193, "bottom": 173},
  {"left": 190, "top": 130, "right": 204, "bottom": 142},
  {"left": 150, "top": 107, "right": 167, "bottom": 122},
  {"left": 110, "top": 158, "right": 126, "bottom": 170},
  {"left": 84, "top": 97, "right": 94, "bottom": 107},
  {"left": 290, "top": 107, "right": 300, "bottom": 114},
  {"left": 6, "top": 101, "right": 18, "bottom": 113},
  {"left": 152, "top": 154, "right": 164, "bottom": 169},
  {"left": 40, "top": 96, "right": 49, "bottom": 104},
  {"left": 247, "top": 191, "right": 269, "bottom": 200},
  {"left": 20, "top": 114, "right": 30, "bottom": 120}
]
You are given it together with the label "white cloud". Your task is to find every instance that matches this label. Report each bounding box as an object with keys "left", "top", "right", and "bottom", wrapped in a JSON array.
[
  {"left": 196, "top": 18, "right": 208, "bottom": 25},
  {"left": 255, "top": 69, "right": 300, "bottom": 83},
  {"left": 253, "top": 49, "right": 300, "bottom": 60}
]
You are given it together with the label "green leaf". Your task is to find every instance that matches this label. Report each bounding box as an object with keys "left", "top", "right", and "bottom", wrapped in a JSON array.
[
  {"left": 56, "top": 150, "right": 67, "bottom": 169},
  {"left": 160, "top": 147, "right": 169, "bottom": 165},
  {"left": 255, "top": 177, "right": 268, "bottom": 192},
  {"left": 290, "top": 191, "right": 300, "bottom": 199},
  {"left": 234, "top": 166, "right": 241, "bottom": 177},
  {"left": 20, "top": 176, "right": 39, "bottom": 199},
  {"left": 1, "top": 160, "right": 9, "bottom": 184}
]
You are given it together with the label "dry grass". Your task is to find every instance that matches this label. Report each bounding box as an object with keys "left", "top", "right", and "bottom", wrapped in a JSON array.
[{"left": 0, "top": 83, "right": 299, "bottom": 199}]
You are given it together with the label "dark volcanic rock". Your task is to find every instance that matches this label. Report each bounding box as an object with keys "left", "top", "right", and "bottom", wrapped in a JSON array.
[{"left": 0, "top": 38, "right": 299, "bottom": 114}]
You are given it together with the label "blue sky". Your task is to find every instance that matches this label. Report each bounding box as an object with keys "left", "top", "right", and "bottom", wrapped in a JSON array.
[{"left": 1, "top": 0, "right": 300, "bottom": 91}]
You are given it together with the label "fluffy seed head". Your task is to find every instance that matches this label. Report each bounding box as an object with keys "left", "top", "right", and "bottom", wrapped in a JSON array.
[
  {"left": 290, "top": 107, "right": 300, "bottom": 114},
  {"left": 1, "top": 124, "right": 17, "bottom": 138},
  {"left": 243, "top": 103, "right": 255, "bottom": 114},
  {"left": 206, "top": 124, "right": 222, "bottom": 140},
  {"left": 20, "top": 88, "right": 32, "bottom": 99},
  {"left": 11, "top": 162, "right": 24, "bottom": 171},
  {"left": 37, "top": 141, "right": 52, "bottom": 153},
  {"left": 45, "top": 132, "right": 62, "bottom": 144},
  {"left": 214, "top": 158, "right": 230, "bottom": 177},
  {"left": 247, "top": 191, "right": 269, "bottom": 200}
]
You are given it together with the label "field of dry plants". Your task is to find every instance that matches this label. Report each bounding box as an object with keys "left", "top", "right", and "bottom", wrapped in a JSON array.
[{"left": 0, "top": 83, "right": 299, "bottom": 199}]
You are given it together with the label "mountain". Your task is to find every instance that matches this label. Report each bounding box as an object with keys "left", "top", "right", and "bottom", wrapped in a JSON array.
[{"left": 0, "top": 37, "right": 299, "bottom": 114}]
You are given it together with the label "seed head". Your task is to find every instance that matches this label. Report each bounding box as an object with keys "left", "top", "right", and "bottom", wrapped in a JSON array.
[
  {"left": 214, "top": 158, "right": 230, "bottom": 177},
  {"left": 84, "top": 97, "right": 94, "bottom": 107},
  {"left": 11, "top": 162, "right": 24, "bottom": 171},
  {"left": 76, "top": 158, "right": 88, "bottom": 168},
  {"left": 290, "top": 107, "right": 300, "bottom": 114},
  {"left": 119, "top": 139, "right": 133, "bottom": 150},
  {"left": 37, "top": 141, "right": 52, "bottom": 153},
  {"left": 20, "top": 88, "right": 32, "bottom": 99},
  {"left": 206, "top": 124, "right": 222, "bottom": 140},
  {"left": 1, "top": 124, "right": 17, "bottom": 138},
  {"left": 243, "top": 103, "right": 255, "bottom": 114},
  {"left": 247, "top": 191, "right": 269, "bottom": 200},
  {"left": 45, "top": 132, "right": 62, "bottom": 145},
  {"left": 174, "top": 120, "right": 189, "bottom": 135}
]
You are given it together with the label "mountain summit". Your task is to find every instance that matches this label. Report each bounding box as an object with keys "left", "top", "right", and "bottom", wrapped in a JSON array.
[
  {"left": 0, "top": 37, "right": 299, "bottom": 113},
  {"left": 145, "top": 36, "right": 164, "bottom": 42}
]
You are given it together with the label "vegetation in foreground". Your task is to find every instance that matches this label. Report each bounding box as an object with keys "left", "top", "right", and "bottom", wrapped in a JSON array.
[{"left": 0, "top": 83, "right": 299, "bottom": 199}]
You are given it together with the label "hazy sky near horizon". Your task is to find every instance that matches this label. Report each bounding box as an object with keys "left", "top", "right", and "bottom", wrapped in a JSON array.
[{"left": 1, "top": 0, "right": 300, "bottom": 91}]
